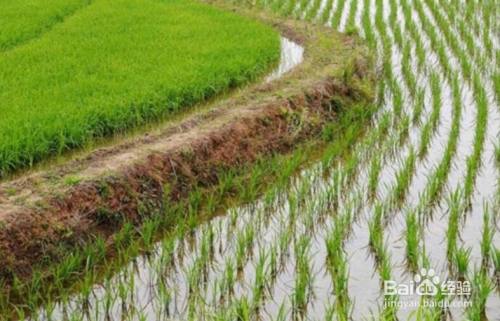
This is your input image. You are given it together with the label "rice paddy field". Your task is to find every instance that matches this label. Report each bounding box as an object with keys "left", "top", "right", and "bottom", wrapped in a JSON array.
[
  {"left": 0, "top": 0, "right": 279, "bottom": 177},
  {"left": 1, "top": 0, "right": 500, "bottom": 320}
]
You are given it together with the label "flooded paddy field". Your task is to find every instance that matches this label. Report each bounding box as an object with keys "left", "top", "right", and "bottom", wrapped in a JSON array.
[
  {"left": 1, "top": 0, "right": 499, "bottom": 320},
  {"left": 215, "top": 0, "right": 500, "bottom": 319}
]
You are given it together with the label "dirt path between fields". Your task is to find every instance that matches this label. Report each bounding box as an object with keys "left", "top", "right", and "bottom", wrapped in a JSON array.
[{"left": 0, "top": 9, "right": 375, "bottom": 281}]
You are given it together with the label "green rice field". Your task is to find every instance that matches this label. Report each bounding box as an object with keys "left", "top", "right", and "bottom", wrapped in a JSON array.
[
  {"left": 0, "top": 0, "right": 279, "bottom": 176},
  {"left": 0, "top": 0, "right": 89, "bottom": 51},
  {"left": 1, "top": 0, "right": 499, "bottom": 320}
]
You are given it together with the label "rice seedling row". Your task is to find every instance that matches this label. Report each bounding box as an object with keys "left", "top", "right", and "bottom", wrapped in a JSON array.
[
  {"left": 318, "top": 0, "right": 334, "bottom": 24},
  {"left": 330, "top": 0, "right": 347, "bottom": 29}
]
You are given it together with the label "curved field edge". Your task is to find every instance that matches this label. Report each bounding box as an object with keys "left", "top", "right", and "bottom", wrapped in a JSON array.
[
  {"left": 0, "top": 0, "right": 91, "bottom": 51},
  {"left": 0, "top": 0, "right": 279, "bottom": 177},
  {"left": 0, "top": 7, "right": 375, "bottom": 302},
  {"left": 0, "top": 105, "right": 377, "bottom": 319}
]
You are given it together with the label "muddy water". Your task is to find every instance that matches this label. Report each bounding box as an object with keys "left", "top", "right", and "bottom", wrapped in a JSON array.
[
  {"left": 28, "top": 0, "right": 500, "bottom": 320},
  {"left": 265, "top": 37, "right": 304, "bottom": 82},
  {"left": 338, "top": 0, "right": 352, "bottom": 31}
]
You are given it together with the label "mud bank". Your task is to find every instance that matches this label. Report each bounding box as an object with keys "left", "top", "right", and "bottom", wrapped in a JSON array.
[{"left": 0, "top": 8, "right": 375, "bottom": 282}]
